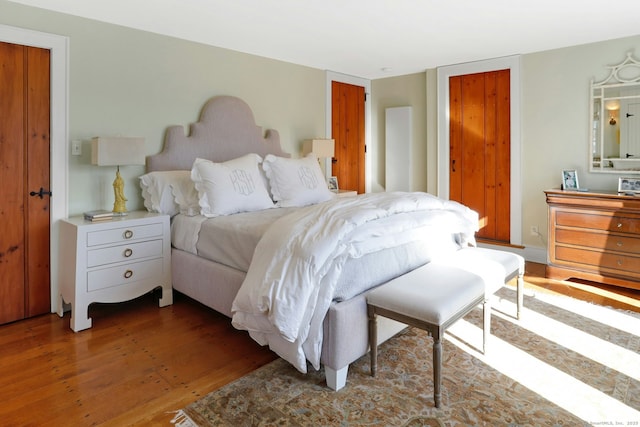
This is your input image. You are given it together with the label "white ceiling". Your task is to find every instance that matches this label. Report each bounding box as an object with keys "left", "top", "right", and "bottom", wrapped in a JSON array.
[{"left": 9, "top": 0, "right": 640, "bottom": 79}]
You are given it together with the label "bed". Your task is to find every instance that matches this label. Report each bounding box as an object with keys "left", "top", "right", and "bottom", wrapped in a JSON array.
[{"left": 144, "top": 95, "right": 478, "bottom": 390}]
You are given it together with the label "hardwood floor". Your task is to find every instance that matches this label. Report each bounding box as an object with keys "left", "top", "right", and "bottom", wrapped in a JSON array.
[{"left": 0, "top": 262, "right": 638, "bottom": 426}]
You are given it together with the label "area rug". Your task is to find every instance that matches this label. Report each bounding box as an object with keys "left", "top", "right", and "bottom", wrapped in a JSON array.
[{"left": 171, "top": 288, "right": 640, "bottom": 426}]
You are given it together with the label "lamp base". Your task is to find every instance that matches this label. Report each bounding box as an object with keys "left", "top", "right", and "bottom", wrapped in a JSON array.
[
  {"left": 111, "top": 211, "right": 128, "bottom": 217},
  {"left": 112, "top": 167, "right": 129, "bottom": 215}
]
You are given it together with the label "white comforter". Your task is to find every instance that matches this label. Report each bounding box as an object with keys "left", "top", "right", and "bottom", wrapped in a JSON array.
[{"left": 231, "top": 191, "right": 479, "bottom": 372}]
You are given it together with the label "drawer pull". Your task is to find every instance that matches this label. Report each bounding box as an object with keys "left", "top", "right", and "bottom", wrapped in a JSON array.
[
  {"left": 123, "top": 248, "right": 133, "bottom": 258},
  {"left": 124, "top": 269, "right": 133, "bottom": 279},
  {"left": 617, "top": 260, "right": 623, "bottom": 266},
  {"left": 617, "top": 241, "right": 623, "bottom": 247},
  {"left": 617, "top": 223, "right": 623, "bottom": 228},
  {"left": 123, "top": 229, "right": 134, "bottom": 239}
]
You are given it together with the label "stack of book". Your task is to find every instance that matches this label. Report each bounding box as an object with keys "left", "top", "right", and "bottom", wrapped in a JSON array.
[{"left": 84, "top": 209, "right": 114, "bottom": 222}]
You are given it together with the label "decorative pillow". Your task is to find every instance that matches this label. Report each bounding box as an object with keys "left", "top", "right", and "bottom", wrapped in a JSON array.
[
  {"left": 191, "top": 154, "right": 274, "bottom": 217},
  {"left": 139, "top": 170, "right": 190, "bottom": 217},
  {"left": 262, "top": 154, "right": 335, "bottom": 207}
]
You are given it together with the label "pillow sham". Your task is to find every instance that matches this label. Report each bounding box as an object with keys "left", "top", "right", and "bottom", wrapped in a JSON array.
[
  {"left": 262, "top": 153, "right": 335, "bottom": 207},
  {"left": 170, "top": 174, "right": 200, "bottom": 217},
  {"left": 139, "top": 170, "right": 189, "bottom": 217},
  {"left": 191, "top": 154, "right": 274, "bottom": 217}
]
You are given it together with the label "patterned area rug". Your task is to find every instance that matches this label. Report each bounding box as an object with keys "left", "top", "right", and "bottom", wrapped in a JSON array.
[{"left": 172, "top": 288, "right": 640, "bottom": 426}]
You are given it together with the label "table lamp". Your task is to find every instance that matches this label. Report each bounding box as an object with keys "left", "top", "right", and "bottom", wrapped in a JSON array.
[
  {"left": 302, "top": 138, "right": 335, "bottom": 179},
  {"left": 91, "top": 136, "right": 146, "bottom": 215}
]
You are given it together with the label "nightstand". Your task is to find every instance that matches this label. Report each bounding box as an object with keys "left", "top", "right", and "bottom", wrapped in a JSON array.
[
  {"left": 57, "top": 211, "right": 172, "bottom": 332},
  {"left": 334, "top": 189, "right": 358, "bottom": 198}
]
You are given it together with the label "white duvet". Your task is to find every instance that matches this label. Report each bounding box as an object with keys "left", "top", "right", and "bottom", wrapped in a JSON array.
[{"left": 231, "top": 191, "right": 479, "bottom": 373}]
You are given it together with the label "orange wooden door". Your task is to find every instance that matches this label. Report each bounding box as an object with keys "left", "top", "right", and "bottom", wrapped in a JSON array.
[
  {"left": 449, "top": 70, "right": 510, "bottom": 242},
  {"left": 331, "top": 81, "right": 365, "bottom": 194},
  {"left": 0, "top": 41, "right": 51, "bottom": 324}
]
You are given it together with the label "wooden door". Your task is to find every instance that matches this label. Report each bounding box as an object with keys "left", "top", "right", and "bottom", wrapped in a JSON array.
[
  {"left": 331, "top": 81, "right": 365, "bottom": 194},
  {"left": 449, "top": 70, "right": 510, "bottom": 242},
  {"left": 0, "top": 41, "right": 51, "bottom": 324}
]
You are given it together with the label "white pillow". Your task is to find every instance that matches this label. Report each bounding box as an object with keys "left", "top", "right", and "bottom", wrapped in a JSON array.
[
  {"left": 262, "top": 154, "right": 335, "bottom": 207},
  {"left": 139, "top": 170, "right": 189, "bottom": 217},
  {"left": 191, "top": 154, "right": 274, "bottom": 217},
  {"left": 170, "top": 175, "right": 200, "bottom": 217}
]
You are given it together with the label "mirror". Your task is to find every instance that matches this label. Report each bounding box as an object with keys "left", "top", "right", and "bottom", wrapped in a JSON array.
[{"left": 590, "top": 52, "right": 640, "bottom": 173}]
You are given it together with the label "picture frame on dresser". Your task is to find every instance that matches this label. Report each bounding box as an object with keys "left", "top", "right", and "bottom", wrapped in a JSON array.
[
  {"left": 561, "top": 169, "right": 579, "bottom": 190},
  {"left": 618, "top": 177, "right": 640, "bottom": 193}
]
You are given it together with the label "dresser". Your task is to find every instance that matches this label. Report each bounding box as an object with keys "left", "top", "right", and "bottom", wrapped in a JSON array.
[
  {"left": 58, "top": 211, "right": 173, "bottom": 331},
  {"left": 545, "top": 189, "right": 640, "bottom": 291}
]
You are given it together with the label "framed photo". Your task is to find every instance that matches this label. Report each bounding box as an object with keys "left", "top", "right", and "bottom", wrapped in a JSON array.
[
  {"left": 561, "top": 169, "right": 579, "bottom": 190},
  {"left": 328, "top": 176, "right": 339, "bottom": 191},
  {"left": 618, "top": 177, "right": 640, "bottom": 193}
]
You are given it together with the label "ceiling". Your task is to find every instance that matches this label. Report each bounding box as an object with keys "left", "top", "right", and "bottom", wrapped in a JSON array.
[{"left": 9, "top": 0, "right": 640, "bottom": 79}]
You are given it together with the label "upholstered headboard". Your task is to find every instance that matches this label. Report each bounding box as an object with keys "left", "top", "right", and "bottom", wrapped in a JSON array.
[{"left": 147, "top": 96, "right": 290, "bottom": 172}]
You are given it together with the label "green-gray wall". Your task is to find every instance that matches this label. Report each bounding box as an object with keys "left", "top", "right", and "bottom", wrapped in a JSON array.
[{"left": 3, "top": 0, "right": 640, "bottom": 256}]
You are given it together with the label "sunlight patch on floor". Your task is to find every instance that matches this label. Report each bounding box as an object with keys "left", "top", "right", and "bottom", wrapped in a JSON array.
[
  {"left": 491, "top": 297, "right": 640, "bottom": 380},
  {"left": 445, "top": 293, "right": 640, "bottom": 425}
]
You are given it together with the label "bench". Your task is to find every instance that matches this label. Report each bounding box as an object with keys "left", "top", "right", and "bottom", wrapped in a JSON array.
[
  {"left": 366, "top": 263, "right": 486, "bottom": 408},
  {"left": 432, "top": 247, "right": 525, "bottom": 352}
]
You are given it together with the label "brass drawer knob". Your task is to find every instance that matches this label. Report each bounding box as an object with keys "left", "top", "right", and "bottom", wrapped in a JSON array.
[
  {"left": 617, "top": 223, "right": 623, "bottom": 228},
  {"left": 123, "top": 248, "right": 133, "bottom": 257},
  {"left": 123, "top": 229, "right": 134, "bottom": 239},
  {"left": 124, "top": 269, "right": 133, "bottom": 279},
  {"left": 617, "top": 260, "right": 623, "bottom": 266}
]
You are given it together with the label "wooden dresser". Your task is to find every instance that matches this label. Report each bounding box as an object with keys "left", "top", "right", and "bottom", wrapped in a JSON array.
[{"left": 545, "top": 189, "right": 640, "bottom": 291}]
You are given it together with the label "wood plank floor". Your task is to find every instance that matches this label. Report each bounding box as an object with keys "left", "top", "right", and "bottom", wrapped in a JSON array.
[{"left": 0, "top": 262, "right": 638, "bottom": 426}]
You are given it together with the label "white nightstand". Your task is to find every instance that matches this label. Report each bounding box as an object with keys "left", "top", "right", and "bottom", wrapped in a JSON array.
[
  {"left": 57, "top": 211, "right": 172, "bottom": 332},
  {"left": 334, "top": 189, "right": 358, "bottom": 198}
]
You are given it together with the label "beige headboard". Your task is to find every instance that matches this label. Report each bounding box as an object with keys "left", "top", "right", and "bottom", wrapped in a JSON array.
[{"left": 147, "top": 95, "right": 290, "bottom": 172}]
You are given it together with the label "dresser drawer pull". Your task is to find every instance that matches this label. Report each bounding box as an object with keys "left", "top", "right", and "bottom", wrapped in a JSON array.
[
  {"left": 617, "top": 223, "right": 623, "bottom": 228},
  {"left": 123, "top": 248, "right": 133, "bottom": 258},
  {"left": 124, "top": 269, "right": 133, "bottom": 279},
  {"left": 617, "top": 241, "right": 623, "bottom": 247},
  {"left": 123, "top": 229, "right": 134, "bottom": 239},
  {"left": 617, "top": 260, "right": 623, "bottom": 266}
]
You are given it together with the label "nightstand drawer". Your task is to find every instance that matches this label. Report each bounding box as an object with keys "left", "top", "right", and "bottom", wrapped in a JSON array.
[
  {"left": 87, "top": 223, "right": 164, "bottom": 247},
  {"left": 87, "top": 258, "right": 163, "bottom": 292},
  {"left": 87, "top": 239, "right": 164, "bottom": 268}
]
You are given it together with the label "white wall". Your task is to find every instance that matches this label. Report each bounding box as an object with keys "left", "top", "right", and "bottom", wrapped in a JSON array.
[
  {"left": 373, "top": 34, "right": 640, "bottom": 255},
  {"left": 1, "top": 0, "right": 326, "bottom": 215}
]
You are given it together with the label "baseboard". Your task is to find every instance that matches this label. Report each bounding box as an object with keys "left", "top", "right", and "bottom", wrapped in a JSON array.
[{"left": 477, "top": 242, "right": 547, "bottom": 264}]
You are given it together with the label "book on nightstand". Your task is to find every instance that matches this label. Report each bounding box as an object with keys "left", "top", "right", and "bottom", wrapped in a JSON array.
[{"left": 83, "top": 209, "right": 114, "bottom": 221}]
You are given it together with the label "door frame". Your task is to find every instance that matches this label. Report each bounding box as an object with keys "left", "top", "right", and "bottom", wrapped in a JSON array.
[
  {"left": 325, "top": 71, "right": 371, "bottom": 193},
  {"left": 0, "top": 24, "right": 69, "bottom": 313},
  {"left": 436, "top": 55, "right": 522, "bottom": 246}
]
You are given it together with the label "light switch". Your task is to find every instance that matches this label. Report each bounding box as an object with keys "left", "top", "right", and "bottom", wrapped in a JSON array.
[{"left": 71, "top": 140, "right": 82, "bottom": 156}]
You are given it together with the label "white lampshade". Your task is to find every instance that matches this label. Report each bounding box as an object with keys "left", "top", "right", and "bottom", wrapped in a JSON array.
[
  {"left": 302, "top": 138, "right": 335, "bottom": 158},
  {"left": 91, "top": 136, "right": 146, "bottom": 166}
]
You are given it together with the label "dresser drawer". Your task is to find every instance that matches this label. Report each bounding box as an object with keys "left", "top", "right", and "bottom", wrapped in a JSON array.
[
  {"left": 554, "top": 246, "right": 640, "bottom": 276},
  {"left": 555, "top": 228, "right": 640, "bottom": 254},
  {"left": 87, "top": 223, "right": 164, "bottom": 246},
  {"left": 87, "top": 239, "right": 164, "bottom": 268},
  {"left": 555, "top": 210, "right": 640, "bottom": 235},
  {"left": 87, "top": 258, "right": 164, "bottom": 292}
]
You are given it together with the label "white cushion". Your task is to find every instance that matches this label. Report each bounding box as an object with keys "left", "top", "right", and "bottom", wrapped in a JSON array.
[
  {"left": 367, "top": 264, "right": 485, "bottom": 325},
  {"left": 139, "top": 170, "right": 189, "bottom": 217},
  {"left": 191, "top": 154, "right": 274, "bottom": 217},
  {"left": 262, "top": 153, "right": 335, "bottom": 207}
]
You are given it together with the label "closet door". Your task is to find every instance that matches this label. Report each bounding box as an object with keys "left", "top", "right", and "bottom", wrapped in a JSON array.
[{"left": 0, "top": 41, "right": 51, "bottom": 324}]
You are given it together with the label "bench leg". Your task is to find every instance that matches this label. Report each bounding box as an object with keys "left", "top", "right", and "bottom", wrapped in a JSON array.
[
  {"left": 483, "top": 299, "right": 491, "bottom": 354},
  {"left": 368, "top": 306, "right": 378, "bottom": 376},
  {"left": 433, "top": 330, "right": 442, "bottom": 408},
  {"left": 517, "top": 273, "right": 524, "bottom": 320}
]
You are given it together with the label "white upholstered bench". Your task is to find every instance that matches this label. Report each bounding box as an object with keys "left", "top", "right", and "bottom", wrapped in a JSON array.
[
  {"left": 432, "top": 247, "right": 525, "bottom": 352},
  {"left": 366, "top": 264, "right": 486, "bottom": 408}
]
